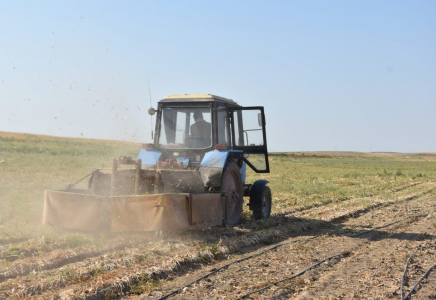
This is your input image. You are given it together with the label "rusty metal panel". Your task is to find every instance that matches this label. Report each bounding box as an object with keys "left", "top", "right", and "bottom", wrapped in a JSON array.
[
  {"left": 190, "top": 193, "right": 223, "bottom": 228},
  {"left": 159, "top": 169, "right": 205, "bottom": 193},
  {"left": 90, "top": 171, "right": 111, "bottom": 195},
  {"left": 199, "top": 166, "right": 223, "bottom": 188}
]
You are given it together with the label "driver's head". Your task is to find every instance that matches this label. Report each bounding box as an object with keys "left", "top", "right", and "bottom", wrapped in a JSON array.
[{"left": 193, "top": 111, "right": 203, "bottom": 121}]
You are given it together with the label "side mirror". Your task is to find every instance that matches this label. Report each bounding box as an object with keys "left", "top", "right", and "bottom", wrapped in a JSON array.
[
  {"left": 148, "top": 108, "right": 156, "bottom": 116},
  {"left": 258, "top": 113, "right": 263, "bottom": 127}
]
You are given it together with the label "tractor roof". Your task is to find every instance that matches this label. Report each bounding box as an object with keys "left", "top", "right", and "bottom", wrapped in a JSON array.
[{"left": 160, "top": 94, "right": 239, "bottom": 106}]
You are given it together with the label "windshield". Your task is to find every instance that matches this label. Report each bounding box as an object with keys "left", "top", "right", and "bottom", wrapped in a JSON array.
[{"left": 158, "top": 106, "right": 212, "bottom": 149}]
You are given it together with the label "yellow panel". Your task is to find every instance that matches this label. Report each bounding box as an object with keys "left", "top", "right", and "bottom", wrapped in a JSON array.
[
  {"left": 43, "top": 190, "right": 108, "bottom": 231},
  {"left": 43, "top": 191, "right": 223, "bottom": 232},
  {"left": 108, "top": 194, "right": 190, "bottom": 232},
  {"left": 190, "top": 194, "right": 223, "bottom": 228}
]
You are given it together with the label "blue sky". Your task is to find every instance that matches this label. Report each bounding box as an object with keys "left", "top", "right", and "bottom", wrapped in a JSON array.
[{"left": 1, "top": 1, "right": 435, "bottom": 152}]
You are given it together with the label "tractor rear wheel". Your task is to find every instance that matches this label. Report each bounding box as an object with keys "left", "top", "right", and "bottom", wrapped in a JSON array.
[
  {"left": 221, "top": 162, "right": 243, "bottom": 226},
  {"left": 253, "top": 186, "right": 271, "bottom": 220}
]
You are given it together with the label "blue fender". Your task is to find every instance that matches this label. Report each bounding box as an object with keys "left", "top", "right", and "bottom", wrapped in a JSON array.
[
  {"left": 137, "top": 149, "right": 162, "bottom": 168},
  {"left": 199, "top": 150, "right": 245, "bottom": 188}
]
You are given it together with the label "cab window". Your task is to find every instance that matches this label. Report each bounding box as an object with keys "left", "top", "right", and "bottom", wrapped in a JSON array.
[
  {"left": 217, "top": 106, "right": 229, "bottom": 146},
  {"left": 158, "top": 107, "right": 212, "bottom": 149}
]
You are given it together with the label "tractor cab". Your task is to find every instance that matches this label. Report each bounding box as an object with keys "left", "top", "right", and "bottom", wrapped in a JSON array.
[{"left": 144, "top": 94, "right": 269, "bottom": 173}]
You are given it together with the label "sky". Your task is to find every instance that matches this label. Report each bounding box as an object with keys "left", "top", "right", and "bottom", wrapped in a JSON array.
[{"left": 0, "top": 0, "right": 435, "bottom": 153}]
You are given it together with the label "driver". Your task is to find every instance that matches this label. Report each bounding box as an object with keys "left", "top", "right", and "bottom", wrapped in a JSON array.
[{"left": 190, "top": 111, "right": 211, "bottom": 146}]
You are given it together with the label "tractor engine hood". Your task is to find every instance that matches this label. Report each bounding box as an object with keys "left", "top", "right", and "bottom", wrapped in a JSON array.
[{"left": 137, "top": 149, "right": 244, "bottom": 191}]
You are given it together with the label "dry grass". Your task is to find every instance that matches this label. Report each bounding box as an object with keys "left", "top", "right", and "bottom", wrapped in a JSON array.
[
  {"left": 1, "top": 132, "right": 436, "bottom": 298},
  {"left": 0, "top": 131, "right": 139, "bottom": 239}
]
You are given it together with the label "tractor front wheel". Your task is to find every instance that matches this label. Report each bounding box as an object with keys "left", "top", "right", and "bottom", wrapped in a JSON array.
[
  {"left": 253, "top": 186, "right": 271, "bottom": 220},
  {"left": 221, "top": 162, "right": 243, "bottom": 226}
]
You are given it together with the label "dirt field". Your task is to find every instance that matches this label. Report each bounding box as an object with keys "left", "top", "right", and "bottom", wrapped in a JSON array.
[
  {"left": 1, "top": 132, "right": 436, "bottom": 299},
  {"left": 1, "top": 181, "right": 436, "bottom": 299}
]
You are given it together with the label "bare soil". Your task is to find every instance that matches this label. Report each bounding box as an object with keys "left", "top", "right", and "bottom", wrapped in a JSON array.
[
  {"left": 139, "top": 185, "right": 436, "bottom": 300},
  {"left": 1, "top": 183, "right": 436, "bottom": 299}
]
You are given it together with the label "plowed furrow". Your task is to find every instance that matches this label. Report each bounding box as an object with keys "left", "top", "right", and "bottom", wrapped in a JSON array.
[
  {"left": 2, "top": 185, "right": 434, "bottom": 299},
  {"left": 145, "top": 192, "right": 436, "bottom": 299}
]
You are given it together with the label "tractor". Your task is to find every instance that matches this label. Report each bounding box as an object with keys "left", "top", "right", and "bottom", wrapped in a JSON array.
[{"left": 43, "top": 94, "right": 271, "bottom": 231}]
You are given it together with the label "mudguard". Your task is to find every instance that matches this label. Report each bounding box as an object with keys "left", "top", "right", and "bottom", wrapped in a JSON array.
[{"left": 199, "top": 150, "right": 244, "bottom": 188}]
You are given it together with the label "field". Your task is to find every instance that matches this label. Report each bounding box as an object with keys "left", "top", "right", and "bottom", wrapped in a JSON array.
[{"left": 1, "top": 131, "right": 436, "bottom": 299}]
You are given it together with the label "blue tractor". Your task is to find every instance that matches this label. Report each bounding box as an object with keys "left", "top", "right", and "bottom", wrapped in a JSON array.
[{"left": 43, "top": 94, "right": 271, "bottom": 231}]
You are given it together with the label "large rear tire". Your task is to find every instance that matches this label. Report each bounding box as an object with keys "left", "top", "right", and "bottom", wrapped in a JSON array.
[
  {"left": 253, "top": 186, "right": 271, "bottom": 220},
  {"left": 221, "top": 162, "right": 243, "bottom": 226}
]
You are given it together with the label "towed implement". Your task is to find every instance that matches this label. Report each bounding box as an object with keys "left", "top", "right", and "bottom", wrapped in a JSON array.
[{"left": 43, "top": 94, "right": 271, "bottom": 231}]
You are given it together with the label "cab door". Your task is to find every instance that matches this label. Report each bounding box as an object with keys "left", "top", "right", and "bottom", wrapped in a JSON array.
[{"left": 229, "top": 107, "right": 269, "bottom": 173}]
